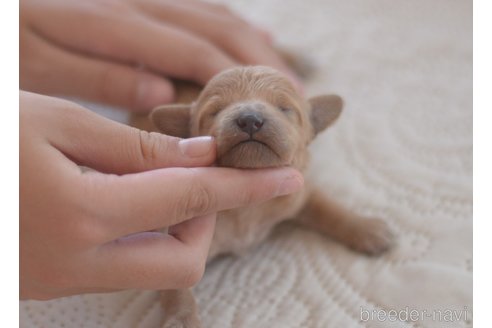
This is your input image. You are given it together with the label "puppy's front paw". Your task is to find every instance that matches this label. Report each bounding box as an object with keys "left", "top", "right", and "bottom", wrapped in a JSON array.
[{"left": 346, "top": 217, "right": 395, "bottom": 256}]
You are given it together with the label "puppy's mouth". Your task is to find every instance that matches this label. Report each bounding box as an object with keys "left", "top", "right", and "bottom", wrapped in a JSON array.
[
  {"left": 235, "top": 138, "right": 274, "bottom": 150},
  {"left": 234, "top": 138, "right": 282, "bottom": 159},
  {"left": 217, "top": 137, "right": 285, "bottom": 169}
]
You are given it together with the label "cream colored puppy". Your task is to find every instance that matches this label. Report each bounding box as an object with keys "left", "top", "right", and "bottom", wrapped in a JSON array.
[{"left": 132, "top": 66, "right": 394, "bottom": 327}]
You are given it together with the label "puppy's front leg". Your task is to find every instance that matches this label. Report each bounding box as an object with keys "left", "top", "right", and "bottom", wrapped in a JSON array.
[
  {"left": 297, "top": 189, "right": 394, "bottom": 255},
  {"left": 161, "top": 289, "right": 201, "bottom": 328}
]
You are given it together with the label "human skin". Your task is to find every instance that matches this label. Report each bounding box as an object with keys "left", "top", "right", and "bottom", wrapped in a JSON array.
[
  {"left": 19, "top": 91, "right": 304, "bottom": 300},
  {"left": 19, "top": 0, "right": 298, "bottom": 112}
]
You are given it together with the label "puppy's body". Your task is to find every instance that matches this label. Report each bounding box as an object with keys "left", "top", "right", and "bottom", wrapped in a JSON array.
[
  {"left": 130, "top": 66, "right": 393, "bottom": 327},
  {"left": 210, "top": 187, "right": 309, "bottom": 259}
]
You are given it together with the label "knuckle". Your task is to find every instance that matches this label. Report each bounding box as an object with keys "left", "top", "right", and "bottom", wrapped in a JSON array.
[
  {"left": 135, "top": 130, "right": 166, "bottom": 165},
  {"left": 179, "top": 175, "right": 217, "bottom": 218}
]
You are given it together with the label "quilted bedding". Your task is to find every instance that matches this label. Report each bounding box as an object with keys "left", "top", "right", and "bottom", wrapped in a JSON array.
[{"left": 20, "top": 0, "right": 472, "bottom": 327}]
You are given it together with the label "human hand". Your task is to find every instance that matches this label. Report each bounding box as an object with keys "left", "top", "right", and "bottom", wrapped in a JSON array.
[
  {"left": 19, "top": 91, "right": 304, "bottom": 300},
  {"left": 20, "top": 0, "right": 297, "bottom": 112}
]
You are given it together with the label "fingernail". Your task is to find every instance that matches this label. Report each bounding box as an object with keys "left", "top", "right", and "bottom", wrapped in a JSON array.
[
  {"left": 136, "top": 77, "right": 174, "bottom": 111},
  {"left": 179, "top": 136, "right": 215, "bottom": 158},
  {"left": 277, "top": 171, "right": 304, "bottom": 196}
]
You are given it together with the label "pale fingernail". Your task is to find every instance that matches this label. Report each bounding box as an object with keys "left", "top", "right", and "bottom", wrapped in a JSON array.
[
  {"left": 277, "top": 172, "right": 304, "bottom": 196},
  {"left": 179, "top": 136, "right": 215, "bottom": 158},
  {"left": 136, "top": 77, "right": 174, "bottom": 111}
]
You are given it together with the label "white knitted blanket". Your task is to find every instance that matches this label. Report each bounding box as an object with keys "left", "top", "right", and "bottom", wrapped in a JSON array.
[{"left": 20, "top": 0, "right": 472, "bottom": 327}]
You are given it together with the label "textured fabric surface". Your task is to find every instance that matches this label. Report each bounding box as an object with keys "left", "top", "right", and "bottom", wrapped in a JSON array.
[{"left": 20, "top": 0, "right": 472, "bottom": 327}]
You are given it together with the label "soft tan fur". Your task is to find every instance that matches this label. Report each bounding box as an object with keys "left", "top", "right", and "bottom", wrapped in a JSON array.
[{"left": 130, "top": 66, "right": 394, "bottom": 327}]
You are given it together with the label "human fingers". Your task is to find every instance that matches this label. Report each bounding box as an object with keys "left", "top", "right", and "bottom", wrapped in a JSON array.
[
  {"left": 87, "top": 166, "right": 304, "bottom": 241},
  {"left": 135, "top": 1, "right": 296, "bottom": 80},
  {"left": 22, "top": 93, "right": 216, "bottom": 174},
  {"left": 21, "top": 31, "right": 174, "bottom": 112},
  {"left": 92, "top": 214, "right": 216, "bottom": 290},
  {"left": 27, "top": 5, "right": 237, "bottom": 85},
  {"left": 137, "top": 0, "right": 274, "bottom": 44},
  {"left": 20, "top": 92, "right": 219, "bottom": 297}
]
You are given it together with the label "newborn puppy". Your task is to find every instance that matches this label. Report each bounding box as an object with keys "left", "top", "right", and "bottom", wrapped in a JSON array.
[{"left": 137, "top": 66, "right": 394, "bottom": 327}]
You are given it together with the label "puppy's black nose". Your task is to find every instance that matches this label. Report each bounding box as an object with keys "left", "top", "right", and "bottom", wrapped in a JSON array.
[{"left": 236, "top": 112, "right": 264, "bottom": 135}]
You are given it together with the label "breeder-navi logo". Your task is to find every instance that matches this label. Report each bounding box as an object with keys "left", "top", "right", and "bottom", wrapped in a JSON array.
[{"left": 360, "top": 306, "right": 470, "bottom": 323}]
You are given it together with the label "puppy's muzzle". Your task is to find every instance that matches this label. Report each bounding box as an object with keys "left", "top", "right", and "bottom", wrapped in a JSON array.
[
  {"left": 216, "top": 104, "right": 291, "bottom": 169},
  {"left": 236, "top": 112, "right": 264, "bottom": 136}
]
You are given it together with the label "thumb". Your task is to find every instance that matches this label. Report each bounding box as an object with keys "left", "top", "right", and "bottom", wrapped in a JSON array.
[{"left": 35, "top": 94, "right": 216, "bottom": 173}]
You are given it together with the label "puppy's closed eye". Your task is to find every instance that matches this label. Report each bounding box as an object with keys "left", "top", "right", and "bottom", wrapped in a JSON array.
[
  {"left": 278, "top": 105, "right": 301, "bottom": 122},
  {"left": 208, "top": 107, "right": 222, "bottom": 117},
  {"left": 279, "top": 106, "right": 292, "bottom": 113}
]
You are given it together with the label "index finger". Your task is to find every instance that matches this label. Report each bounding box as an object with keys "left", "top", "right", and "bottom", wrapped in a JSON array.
[
  {"left": 136, "top": 1, "right": 299, "bottom": 85},
  {"left": 87, "top": 166, "right": 304, "bottom": 241},
  {"left": 33, "top": 9, "right": 237, "bottom": 85}
]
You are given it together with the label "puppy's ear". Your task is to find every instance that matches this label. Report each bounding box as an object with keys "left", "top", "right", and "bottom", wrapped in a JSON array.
[
  {"left": 308, "top": 94, "right": 343, "bottom": 135},
  {"left": 150, "top": 104, "right": 192, "bottom": 138}
]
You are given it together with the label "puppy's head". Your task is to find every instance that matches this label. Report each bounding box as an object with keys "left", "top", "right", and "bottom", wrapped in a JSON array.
[{"left": 151, "top": 66, "right": 343, "bottom": 169}]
